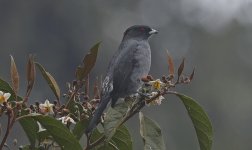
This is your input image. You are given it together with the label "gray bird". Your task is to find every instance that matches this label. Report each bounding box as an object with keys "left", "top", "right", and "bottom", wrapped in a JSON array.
[{"left": 86, "top": 25, "right": 158, "bottom": 133}]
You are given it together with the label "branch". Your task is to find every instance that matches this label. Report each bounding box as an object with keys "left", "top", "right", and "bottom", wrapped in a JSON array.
[
  {"left": 119, "top": 91, "right": 164, "bottom": 126},
  {"left": 65, "top": 81, "right": 83, "bottom": 108},
  {"left": 0, "top": 109, "right": 14, "bottom": 149},
  {"left": 85, "top": 90, "right": 174, "bottom": 149},
  {"left": 85, "top": 135, "right": 105, "bottom": 150}
]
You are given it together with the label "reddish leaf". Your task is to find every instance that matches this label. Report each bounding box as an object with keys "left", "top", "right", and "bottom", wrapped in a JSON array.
[
  {"left": 167, "top": 51, "right": 175, "bottom": 76},
  {"left": 190, "top": 67, "right": 195, "bottom": 81},
  {"left": 147, "top": 75, "right": 154, "bottom": 81},
  {"left": 26, "top": 54, "right": 36, "bottom": 98},
  {"left": 177, "top": 58, "right": 185, "bottom": 78},
  {"left": 141, "top": 76, "right": 150, "bottom": 82},
  {"left": 84, "top": 74, "right": 89, "bottom": 99},
  {"left": 10, "top": 55, "right": 19, "bottom": 96},
  {"left": 76, "top": 42, "right": 101, "bottom": 80},
  {"left": 93, "top": 77, "right": 100, "bottom": 99}
]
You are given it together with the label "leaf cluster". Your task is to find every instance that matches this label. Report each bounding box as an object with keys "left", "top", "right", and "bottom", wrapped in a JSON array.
[{"left": 0, "top": 43, "right": 213, "bottom": 150}]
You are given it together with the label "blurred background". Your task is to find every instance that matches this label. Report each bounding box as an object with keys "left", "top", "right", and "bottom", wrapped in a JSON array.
[{"left": 0, "top": 0, "right": 252, "bottom": 149}]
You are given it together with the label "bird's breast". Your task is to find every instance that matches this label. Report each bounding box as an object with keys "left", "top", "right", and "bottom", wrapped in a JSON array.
[
  {"left": 134, "top": 44, "right": 151, "bottom": 69},
  {"left": 130, "top": 44, "right": 151, "bottom": 82}
]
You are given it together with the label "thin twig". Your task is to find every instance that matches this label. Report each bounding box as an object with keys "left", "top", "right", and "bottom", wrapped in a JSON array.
[
  {"left": 65, "top": 82, "right": 82, "bottom": 108},
  {"left": 0, "top": 109, "right": 13, "bottom": 149},
  {"left": 65, "top": 79, "right": 84, "bottom": 108},
  {"left": 85, "top": 75, "right": 90, "bottom": 99}
]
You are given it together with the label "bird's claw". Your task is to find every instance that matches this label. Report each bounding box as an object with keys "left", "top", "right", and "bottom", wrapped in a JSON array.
[{"left": 137, "top": 92, "right": 150, "bottom": 98}]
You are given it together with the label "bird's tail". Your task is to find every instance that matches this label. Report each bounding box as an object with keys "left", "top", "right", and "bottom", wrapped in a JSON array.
[{"left": 85, "top": 95, "right": 110, "bottom": 134}]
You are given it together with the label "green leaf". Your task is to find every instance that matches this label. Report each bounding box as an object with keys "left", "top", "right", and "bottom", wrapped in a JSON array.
[
  {"left": 104, "top": 102, "right": 128, "bottom": 141},
  {"left": 96, "top": 144, "right": 116, "bottom": 150},
  {"left": 72, "top": 119, "right": 89, "bottom": 140},
  {"left": 109, "top": 125, "right": 132, "bottom": 150},
  {"left": 93, "top": 140, "right": 118, "bottom": 150},
  {"left": 139, "top": 112, "right": 166, "bottom": 150},
  {"left": 90, "top": 125, "right": 132, "bottom": 150},
  {"left": 90, "top": 127, "right": 103, "bottom": 143},
  {"left": 19, "top": 145, "right": 40, "bottom": 150},
  {"left": 76, "top": 42, "right": 101, "bottom": 80},
  {"left": 68, "top": 101, "right": 85, "bottom": 119},
  {"left": 31, "top": 115, "right": 82, "bottom": 150},
  {"left": 37, "top": 130, "right": 51, "bottom": 143},
  {"left": 35, "top": 62, "right": 60, "bottom": 101},
  {"left": 0, "top": 78, "right": 22, "bottom": 101},
  {"left": 19, "top": 111, "right": 39, "bottom": 148},
  {"left": 175, "top": 93, "right": 213, "bottom": 150},
  {"left": 10, "top": 55, "right": 19, "bottom": 96},
  {"left": 19, "top": 117, "right": 39, "bottom": 148}
]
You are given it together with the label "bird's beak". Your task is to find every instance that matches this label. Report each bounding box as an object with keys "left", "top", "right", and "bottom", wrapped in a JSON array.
[{"left": 149, "top": 29, "right": 158, "bottom": 34}]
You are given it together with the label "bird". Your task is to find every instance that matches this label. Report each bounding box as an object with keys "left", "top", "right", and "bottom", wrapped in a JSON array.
[{"left": 86, "top": 25, "right": 158, "bottom": 133}]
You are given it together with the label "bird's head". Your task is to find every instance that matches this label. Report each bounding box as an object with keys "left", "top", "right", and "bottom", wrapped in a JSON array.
[{"left": 123, "top": 25, "right": 158, "bottom": 40}]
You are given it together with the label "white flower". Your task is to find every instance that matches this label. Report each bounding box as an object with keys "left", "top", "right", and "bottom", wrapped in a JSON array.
[
  {"left": 58, "top": 116, "right": 76, "bottom": 125},
  {"left": 0, "top": 91, "right": 11, "bottom": 104},
  {"left": 147, "top": 92, "right": 165, "bottom": 106},
  {"left": 148, "top": 79, "right": 165, "bottom": 90},
  {"left": 39, "top": 100, "right": 54, "bottom": 115}
]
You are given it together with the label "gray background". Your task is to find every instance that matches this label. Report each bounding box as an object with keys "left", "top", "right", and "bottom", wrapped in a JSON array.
[{"left": 0, "top": 0, "right": 252, "bottom": 149}]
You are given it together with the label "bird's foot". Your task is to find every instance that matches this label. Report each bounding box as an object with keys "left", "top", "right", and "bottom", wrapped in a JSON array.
[{"left": 137, "top": 92, "right": 150, "bottom": 98}]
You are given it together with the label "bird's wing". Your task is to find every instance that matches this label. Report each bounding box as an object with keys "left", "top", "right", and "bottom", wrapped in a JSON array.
[
  {"left": 111, "top": 41, "right": 139, "bottom": 98},
  {"left": 100, "top": 40, "right": 135, "bottom": 96},
  {"left": 101, "top": 75, "right": 113, "bottom": 98},
  {"left": 85, "top": 42, "right": 137, "bottom": 133}
]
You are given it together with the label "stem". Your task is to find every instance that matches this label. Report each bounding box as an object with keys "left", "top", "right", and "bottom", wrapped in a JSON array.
[
  {"left": 84, "top": 90, "right": 173, "bottom": 149},
  {"left": 165, "top": 90, "right": 178, "bottom": 95},
  {"left": 119, "top": 89, "right": 176, "bottom": 128},
  {"left": 56, "top": 98, "right": 61, "bottom": 107},
  {"left": 85, "top": 135, "right": 105, "bottom": 150},
  {"left": 0, "top": 109, "right": 15, "bottom": 149},
  {"left": 65, "top": 90, "right": 77, "bottom": 108},
  {"left": 119, "top": 91, "right": 164, "bottom": 126},
  {"left": 23, "top": 96, "right": 29, "bottom": 104},
  {"left": 85, "top": 75, "right": 89, "bottom": 98},
  {"left": 119, "top": 101, "right": 145, "bottom": 127},
  {"left": 65, "top": 80, "right": 84, "bottom": 108}
]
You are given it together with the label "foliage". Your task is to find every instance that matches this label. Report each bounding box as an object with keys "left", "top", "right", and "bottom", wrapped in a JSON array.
[{"left": 0, "top": 43, "right": 213, "bottom": 150}]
